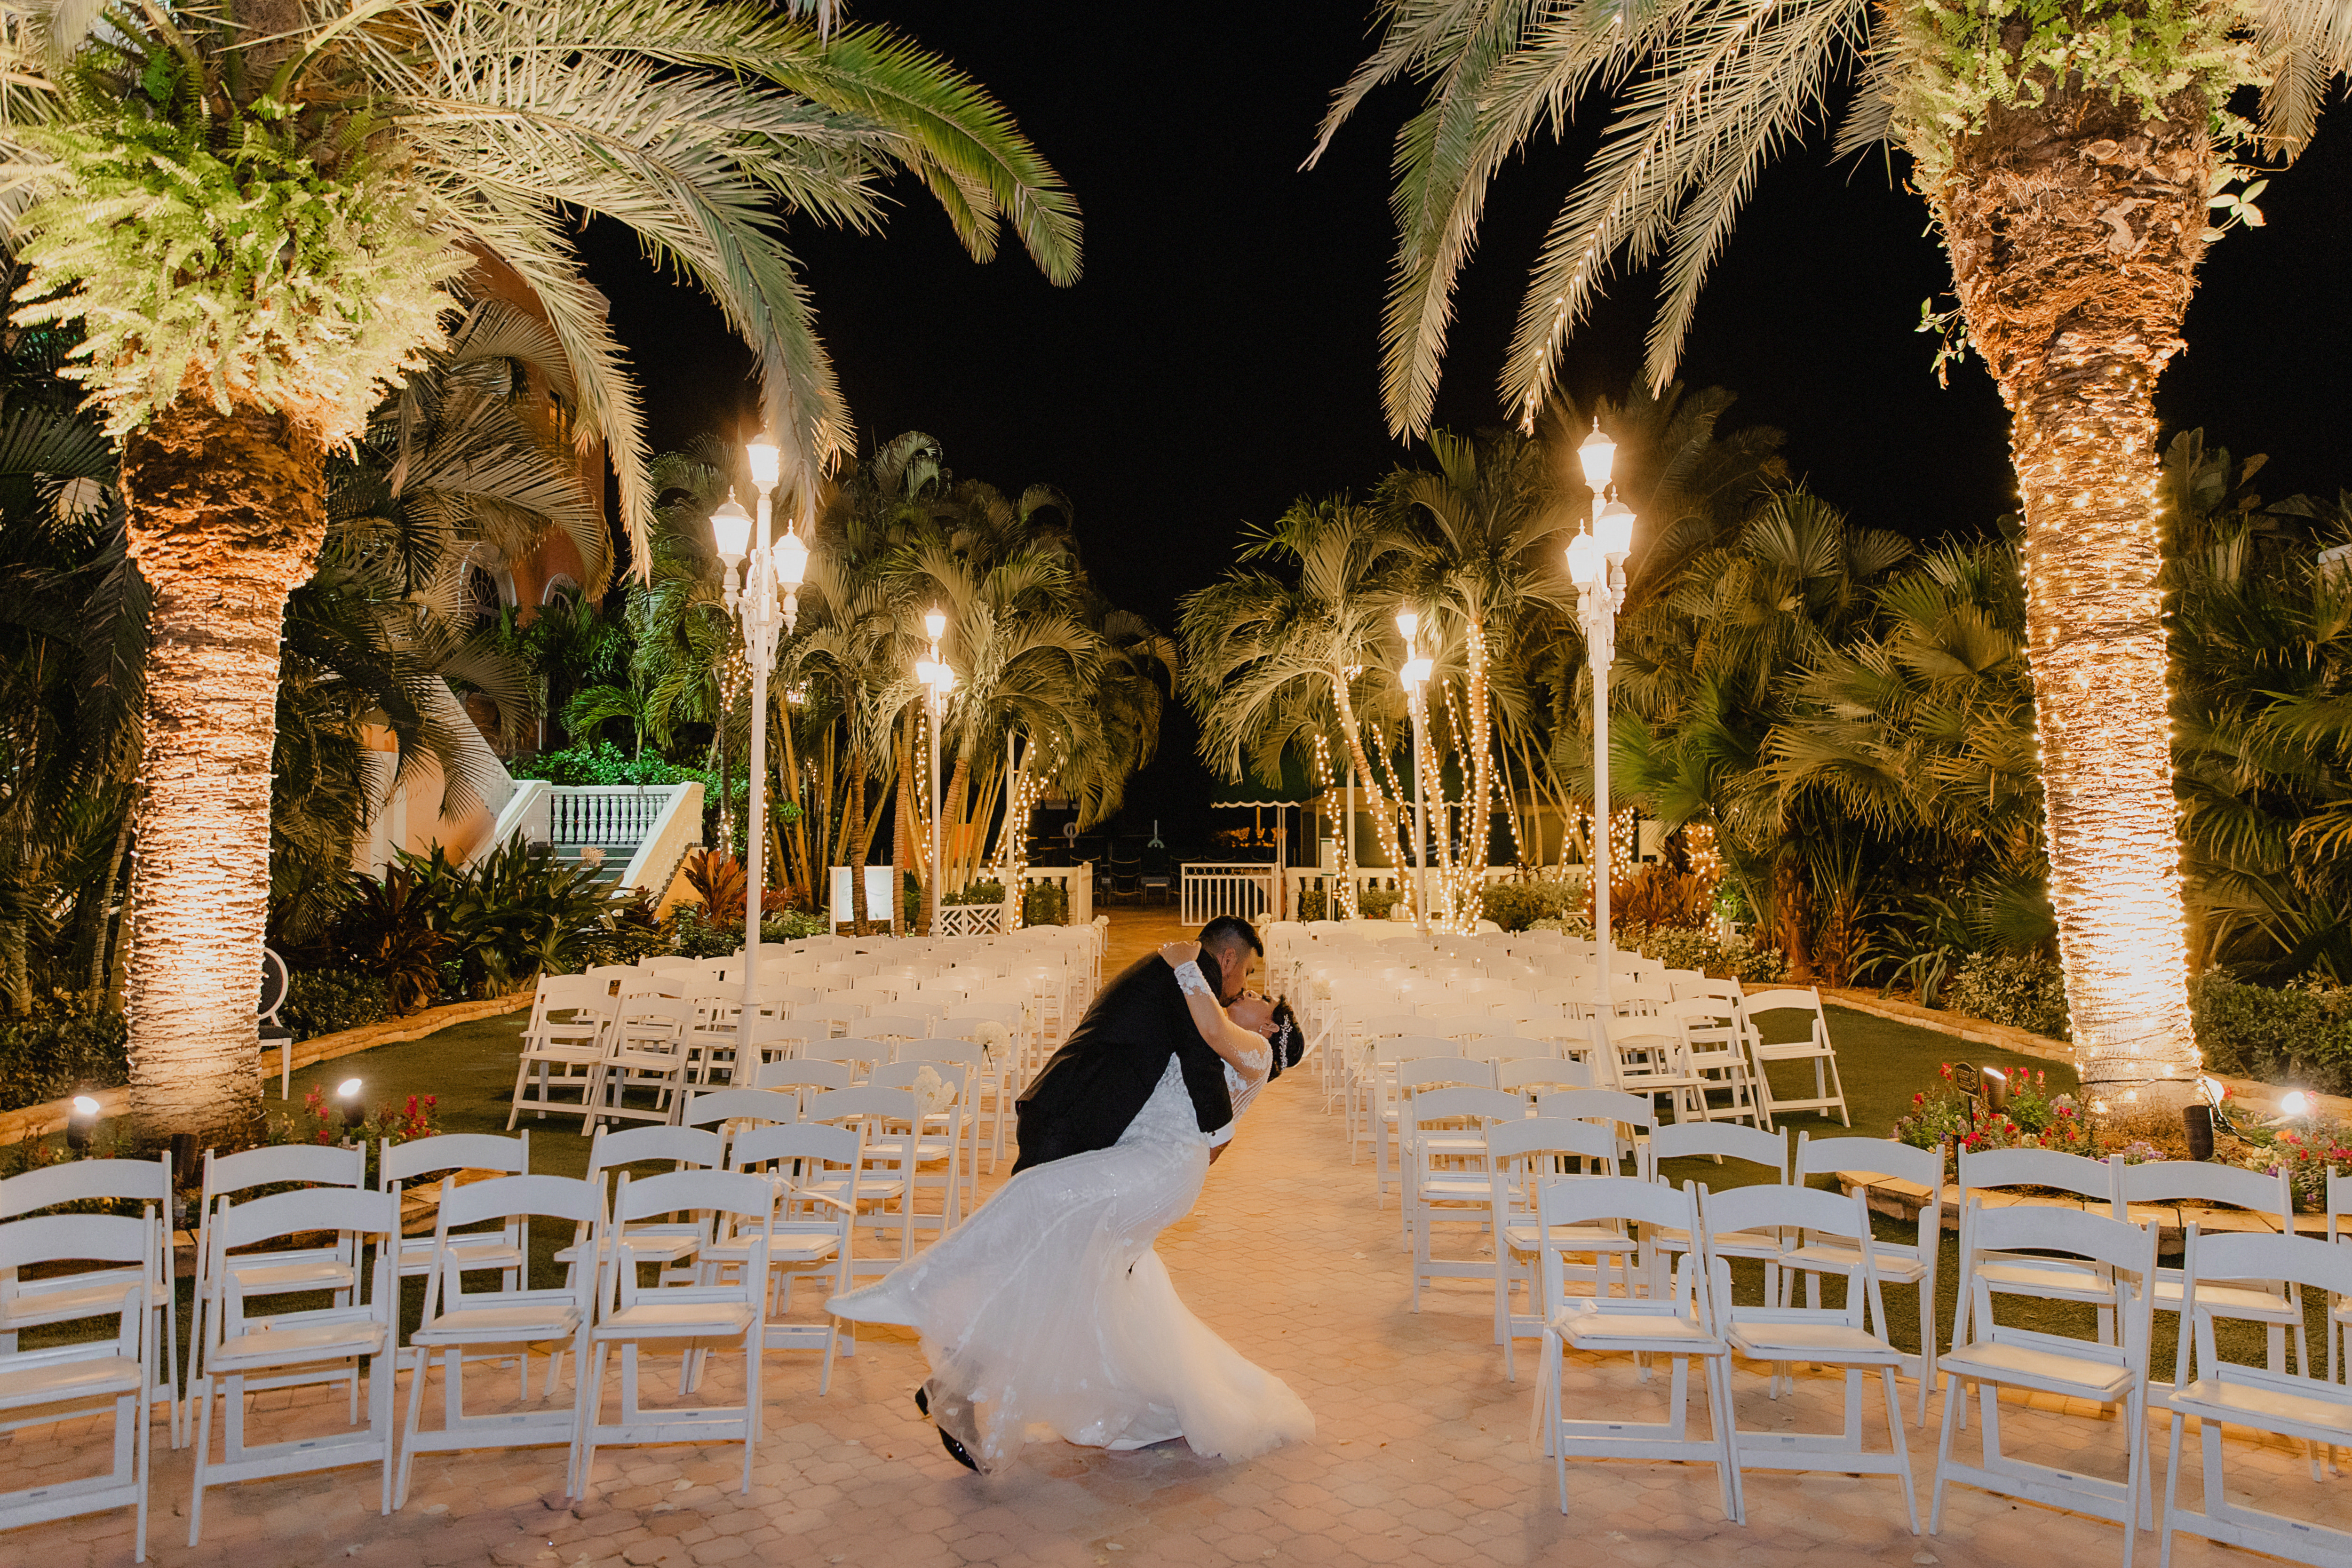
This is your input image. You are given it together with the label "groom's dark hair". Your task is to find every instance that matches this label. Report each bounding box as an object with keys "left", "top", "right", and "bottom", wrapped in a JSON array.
[{"left": 1197, "top": 915, "right": 1263, "bottom": 957}]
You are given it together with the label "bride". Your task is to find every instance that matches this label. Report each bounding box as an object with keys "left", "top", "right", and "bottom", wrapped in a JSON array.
[{"left": 828, "top": 941, "right": 1315, "bottom": 1473}]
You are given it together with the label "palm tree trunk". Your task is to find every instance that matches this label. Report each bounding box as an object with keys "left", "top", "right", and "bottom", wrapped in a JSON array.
[
  {"left": 1940, "top": 71, "right": 2209, "bottom": 1097},
  {"left": 119, "top": 392, "right": 328, "bottom": 1144},
  {"left": 892, "top": 715, "right": 916, "bottom": 936},
  {"left": 848, "top": 764, "right": 870, "bottom": 935}
]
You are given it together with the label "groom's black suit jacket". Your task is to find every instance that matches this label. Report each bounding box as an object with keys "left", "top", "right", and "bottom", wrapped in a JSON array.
[{"left": 1010, "top": 950, "right": 1230, "bottom": 1174}]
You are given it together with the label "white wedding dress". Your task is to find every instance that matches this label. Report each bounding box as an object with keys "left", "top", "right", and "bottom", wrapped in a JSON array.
[{"left": 829, "top": 1054, "right": 1315, "bottom": 1472}]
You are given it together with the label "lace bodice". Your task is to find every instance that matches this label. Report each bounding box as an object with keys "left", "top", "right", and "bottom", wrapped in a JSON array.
[{"left": 1119, "top": 1055, "right": 1211, "bottom": 1148}]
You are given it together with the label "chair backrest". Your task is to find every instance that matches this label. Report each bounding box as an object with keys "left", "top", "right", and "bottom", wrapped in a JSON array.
[
  {"left": 1958, "top": 1144, "right": 2115, "bottom": 1205},
  {"left": 434, "top": 1171, "right": 601, "bottom": 1234},
  {"left": 860, "top": 1013, "right": 931, "bottom": 1041},
  {"left": 614, "top": 994, "right": 699, "bottom": 1035},
  {"left": 729, "top": 1120, "right": 862, "bottom": 1175},
  {"left": 1739, "top": 987, "right": 1827, "bottom": 1039},
  {"left": 1398, "top": 1056, "right": 1497, "bottom": 1095},
  {"left": 0, "top": 1211, "right": 151, "bottom": 1274},
  {"left": 1371, "top": 1035, "right": 1455, "bottom": 1068},
  {"left": 1486, "top": 1114, "right": 1619, "bottom": 1167},
  {"left": 681, "top": 1089, "right": 802, "bottom": 1134},
  {"left": 895, "top": 1038, "right": 985, "bottom": 1068},
  {"left": 805, "top": 1038, "right": 889, "bottom": 1072},
  {"left": 204, "top": 1141, "right": 365, "bottom": 1202},
  {"left": 752, "top": 1059, "right": 855, "bottom": 1094},
  {"left": 0, "top": 1153, "right": 170, "bottom": 1218},
  {"left": 586, "top": 1123, "right": 726, "bottom": 1178},
  {"left": 803, "top": 1086, "right": 923, "bottom": 1129},
  {"left": 1497, "top": 1058, "right": 1595, "bottom": 1095},
  {"left": 380, "top": 1131, "right": 528, "bottom": 1188},
  {"left": 215, "top": 1185, "right": 399, "bottom": 1255},
  {"left": 1535, "top": 1172, "right": 1698, "bottom": 1234},
  {"left": 1647, "top": 1120, "right": 1788, "bottom": 1178},
  {"left": 1363, "top": 1012, "right": 1430, "bottom": 1040},
  {"left": 2113, "top": 1157, "right": 2291, "bottom": 1221},
  {"left": 1409, "top": 1085, "right": 1525, "bottom": 1130},
  {"left": 1702, "top": 1183, "right": 1877, "bottom": 1314},
  {"left": 1793, "top": 1133, "right": 1942, "bottom": 1193},
  {"left": 1535, "top": 1088, "right": 1658, "bottom": 1132},
  {"left": 612, "top": 1167, "right": 776, "bottom": 1227},
  {"left": 2177, "top": 1230, "right": 2352, "bottom": 1361}
]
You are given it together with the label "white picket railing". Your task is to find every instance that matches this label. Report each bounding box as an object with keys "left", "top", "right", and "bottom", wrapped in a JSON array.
[
  {"left": 1181, "top": 862, "right": 1278, "bottom": 927},
  {"left": 548, "top": 785, "right": 684, "bottom": 851},
  {"left": 936, "top": 903, "right": 1006, "bottom": 937}
]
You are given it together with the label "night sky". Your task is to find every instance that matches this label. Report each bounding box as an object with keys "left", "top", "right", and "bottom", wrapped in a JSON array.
[{"left": 586, "top": 3, "right": 2352, "bottom": 844}]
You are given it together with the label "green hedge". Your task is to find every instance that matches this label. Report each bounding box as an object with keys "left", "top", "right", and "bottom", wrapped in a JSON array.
[
  {"left": 0, "top": 1001, "right": 128, "bottom": 1114},
  {"left": 281, "top": 969, "right": 391, "bottom": 1041},
  {"left": 1947, "top": 953, "right": 2071, "bottom": 1039},
  {"left": 2193, "top": 972, "right": 2352, "bottom": 1097}
]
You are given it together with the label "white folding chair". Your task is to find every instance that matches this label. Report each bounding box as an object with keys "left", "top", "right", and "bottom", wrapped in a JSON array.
[
  {"left": 576, "top": 1170, "right": 773, "bottom": 1496},
  {"left": 1789, "top": 1133, "right": 1945, "bottom": 1424},
  {"left": 396, "top": 1174, "right": 600, "bottom": 1505},
  {"left": 901, "top": 1035, "right": 1008, "bottom": 1176},
  {"left": 1953, "top": 1146, "right": 2121, "bottom": 1362},
  {"left": 1739, "top": 987, "right": 1850, "bottom": 1130},
  {"left": 1497, "top": 1058, "right": 1594, "bottom": 1099},
  {"left": 2160, "top": 1228, "right": 2352, "bottom": 1566},
  {"left": 724, "top": 1123, "right": 861, "bottom": 1391},
  {"left": 752, "top": 1058, "right": 855, "bottom": 1114},
  {"left": 1703, "top": 1181, "right": 1916, "bottom": 1532},
  {"left": 0, "top": 1153, "right": 180, "bottom": 1446},
  {"left": 1488, "top": 1117, "right": 1632, "bottom": 1381},
  {"left": 2113, "top": 1161, "right": 2306, "bottom": 1393},
  {"left": 804, "top": 1037, "right": 889, "bottom": 1082},
  {"left": 508, "top": 974, "right": 612, "bottom": 1130},
  {"left": 1643, "top": 1121, "right": 1791, "bottom": 1304},
  {"left": 1605, "top": 1016, "right": 1710, "bottom": 1129},
  {"left": 592, "top": 995, "right": 699, "bottom": 1128},
  {"left": 1535, "top": 1177, "right": 1742, "bottom": 1522},
  {"left": 1929, "top": 1202, "right": 2159, "bottom": 1558},
  {"left": 381, "top": 1131, "right": 530, "bottom": 1294},
  {"left": 192, "top": 1145, "right": 366, "bottom": 1422},
  {"left": 1403, "top": 1085, "right": 1524, "bottom": 1309},
  {"left": 803, "top": 1087, "right": 922, "bottom": 1277},
  {"left": 1669, "top": 995, "right": 1762, "bottom": 1126},
  {"left": 870, "top": 1060, "right": 971, "bottom": 1236},
  {"left": 187, "top": 1187, "right": 400, "bottom": 1545},
  {"left": 0, "top": 1214, "right": 155, "bottom": 1560},
  {"left": 553, "top": 1126, "right": 725, "bottom": 1284}
]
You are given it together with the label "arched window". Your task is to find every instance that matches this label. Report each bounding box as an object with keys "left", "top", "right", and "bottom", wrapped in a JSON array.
[
  {"left": 463, "top": 564, "right": 503, "bottom": 632},
  {"left": 542, "top": 573, "right": 582, "bottom": 609}
]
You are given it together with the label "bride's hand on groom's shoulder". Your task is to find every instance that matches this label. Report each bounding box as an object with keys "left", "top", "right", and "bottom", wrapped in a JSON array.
[{"left": 1157, "top": 940, "right": 1201, "bottom": 968}]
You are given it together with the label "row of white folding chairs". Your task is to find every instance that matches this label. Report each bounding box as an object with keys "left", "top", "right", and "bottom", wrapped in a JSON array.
[{"left": 1518, "top": 1168, "right": 2352, "bottom": 1563}]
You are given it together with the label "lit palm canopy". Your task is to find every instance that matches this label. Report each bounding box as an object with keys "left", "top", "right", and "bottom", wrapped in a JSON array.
[
  {"left": 0, "top": 0, "right": 1081, "bottom": 545},
  {"left": 1318, "top": 0, "right": 2352, "bottom": 1091}
]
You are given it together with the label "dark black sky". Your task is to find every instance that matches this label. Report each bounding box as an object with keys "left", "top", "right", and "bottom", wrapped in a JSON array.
[{"left": 584, "top": 3, "right": 2352, "bottom": 841}]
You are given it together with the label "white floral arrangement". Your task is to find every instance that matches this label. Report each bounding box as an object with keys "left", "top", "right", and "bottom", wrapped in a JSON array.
[
  {"left": 972, "top": 1019, "right": 1014, "bottom": 1059},
  {"left": 912, "top": 1065, "right": 959, "bottom": 1118}
]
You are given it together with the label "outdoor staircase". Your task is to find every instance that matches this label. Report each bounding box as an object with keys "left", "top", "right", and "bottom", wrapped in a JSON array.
[{"left": 543, "top": 784, "right": 704, "bottom": 904}]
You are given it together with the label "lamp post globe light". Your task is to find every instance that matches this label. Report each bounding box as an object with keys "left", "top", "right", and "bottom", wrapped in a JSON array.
[
  {"left": 1566, "top": 420, "right": 1634, "bottom": 1016},
  {"left": 914, "top": 609, "right": 955, "bottom": 934},
  {"left": 1396, "top": 607, "right": 1433, "bottom": 934},
  {"left": 714, "top": 434, "right": 806, "bottom": 1025}
]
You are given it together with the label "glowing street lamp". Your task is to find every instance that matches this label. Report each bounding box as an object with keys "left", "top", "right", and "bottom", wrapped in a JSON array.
[
  {"left": 1397, "top": 607, "right": 1433, "bottom": 934},
  {"left": 915, "top": 609, "right": 956, "bottom": 934},
  {"left": 716, "top": 433, "right": 808, "bottom": 1022},
  {"left": 1566, "top": 419, "right": 1636, "bottom": 1015}
]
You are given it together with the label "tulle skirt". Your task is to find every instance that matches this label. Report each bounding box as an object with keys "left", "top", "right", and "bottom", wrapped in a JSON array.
[{"left": 829, "top": 1130, "right": 1315, "bottom": 1472}]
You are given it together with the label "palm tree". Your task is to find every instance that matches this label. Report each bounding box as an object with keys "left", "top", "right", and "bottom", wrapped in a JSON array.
[
  {"left": 1314, "top": 0, "right": 2345, "bottom": 1093},
  {"left": 0, "top": 1, "right": 1079, "bottom": 1141}
]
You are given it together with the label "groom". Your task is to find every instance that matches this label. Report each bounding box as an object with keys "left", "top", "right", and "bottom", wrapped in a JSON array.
[{"left": 1010, "top": 915, "right": 1263, "bottom": 1174}]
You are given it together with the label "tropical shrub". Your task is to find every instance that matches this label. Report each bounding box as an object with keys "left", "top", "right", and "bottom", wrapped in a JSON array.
[
  {"left": 401, "top": 841, "right": 611, "bottom": 997},
  {"left": 0, "top": 997, "right": 129, "bottom": 1113},
  {"left": 679, "top": 849, "right": 747, "bottom": 926},
  {"left": 663, "top": 906, "right": 743, "bottom": 959},
  {"left": 266, "top": 1087, "right": 442, "bottom": 1181},
  {"left": 759, "top": 911, "right": 832, "bottom": 942},
  {"left": 281, "top": 970, "right": 391, "bottom": 1042},
  {"left": 1947, "top": 954, "right": 2071, "bottom": 1039},
  {"left": 2238, "top": 1122, "right": 2352, "bottom": 1211},
  {"left": 578, "top": 891, "right": 668, "bottom": 969},
  {"left": 1295, "top": 889, "right": 1329, "bottom": 922},
  {"left": 331, "top": 867, "right": 446, "bottom": 1014},
  {"left": 509, "top": 740, "right": 712, "bottom": 790},
  {"left": 1023, "top": 879, "right": 1070, "bottom": 927},
  {"left": 1479, "top": 879, "right": 1581, "bottom": 931},
  {"left": 1359, "top": 886, "right": 1405, "bottom": 920},
  {"left": 946, "top": 881, "right": 1007, "bottom": 907},
  {"left": 2193, "top": 972, "right": 2352, "bottom": 1098}
]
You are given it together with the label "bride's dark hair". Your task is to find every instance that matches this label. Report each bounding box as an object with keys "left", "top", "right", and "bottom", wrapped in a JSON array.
[{"left": 1267, "top": 999, "right": 1303, "bottom": 1072}]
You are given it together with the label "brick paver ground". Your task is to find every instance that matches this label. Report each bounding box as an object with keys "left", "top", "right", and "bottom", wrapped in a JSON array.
[{"left": 8, "top": 941, "right": 2350, "bottom": 1566}]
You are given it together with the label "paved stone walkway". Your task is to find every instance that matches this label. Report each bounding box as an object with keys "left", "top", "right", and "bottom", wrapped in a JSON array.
[{"left": 10, "top": 1025, "right": 2352, "bottom": 1566}]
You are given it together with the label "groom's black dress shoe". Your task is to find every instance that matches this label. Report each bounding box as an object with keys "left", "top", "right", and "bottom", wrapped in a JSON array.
[{"left": 914, "top": 1386, "right": 980, "bottom": 1472}]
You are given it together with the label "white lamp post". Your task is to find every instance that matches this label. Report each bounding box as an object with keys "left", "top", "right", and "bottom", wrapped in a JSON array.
[
  {"left": 1566, "top": 420, "right": 1635, "bottom": 1014},
  {"left": 713, "top": 435, "right": 805, "bottom": 1025},
  {"left": 1397, "top": 608, "right": 1434, "bottom": 934},
  {"left": 914, "top": 608, "right": 955, "bottom": 935}
]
